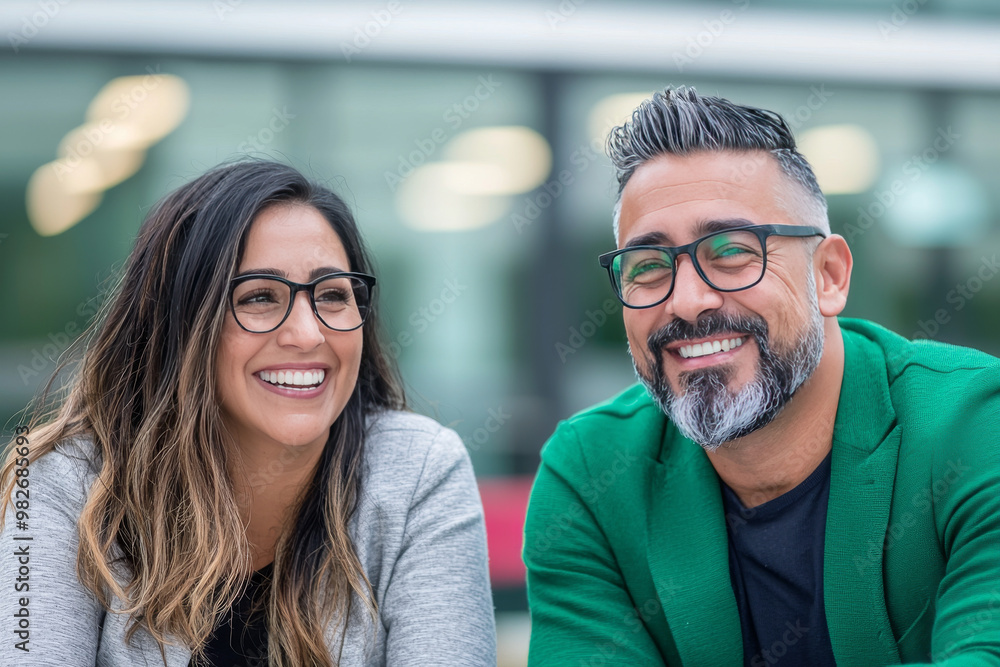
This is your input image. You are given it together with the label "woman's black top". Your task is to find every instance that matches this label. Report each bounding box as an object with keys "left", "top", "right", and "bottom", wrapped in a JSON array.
[{"left": 189, "top": 562, "right": 273, "bottom": 667}]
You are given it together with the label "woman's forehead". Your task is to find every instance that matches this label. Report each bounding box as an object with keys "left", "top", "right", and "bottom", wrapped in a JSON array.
[{"left": 240, "top": 204, "right": 350, "bottom": 272}]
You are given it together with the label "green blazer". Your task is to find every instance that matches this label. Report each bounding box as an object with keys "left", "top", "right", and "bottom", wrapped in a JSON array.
[{"left": 524, "top": 318, "right": 1000, "bottom": 666}]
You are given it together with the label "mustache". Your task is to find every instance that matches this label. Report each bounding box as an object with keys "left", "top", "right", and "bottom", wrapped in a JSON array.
[{"left": 647, "top": 312, "right": 770, "bottom": 356}]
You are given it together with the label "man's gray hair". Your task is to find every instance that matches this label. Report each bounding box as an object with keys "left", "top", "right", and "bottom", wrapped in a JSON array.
[{"left": 608, "top": 86, "right": 829, "bottom": 239}]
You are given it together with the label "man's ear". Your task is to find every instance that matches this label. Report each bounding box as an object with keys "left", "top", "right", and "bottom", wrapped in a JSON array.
[{"left": 813, "top": 234, "right": 852, "bottom": 317}]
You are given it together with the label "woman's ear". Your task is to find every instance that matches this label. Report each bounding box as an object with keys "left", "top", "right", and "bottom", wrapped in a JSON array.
[{"left": 813, "top": 234, "right": 853, "bottom": 317}]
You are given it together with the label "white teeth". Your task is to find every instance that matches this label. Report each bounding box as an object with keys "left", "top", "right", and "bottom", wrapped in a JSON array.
[
  {"left": 259, "top": 369, "right": 326, "bottom": 388},
  {"left": 677, "top": 337, "right": 745, "bottom": 359}
]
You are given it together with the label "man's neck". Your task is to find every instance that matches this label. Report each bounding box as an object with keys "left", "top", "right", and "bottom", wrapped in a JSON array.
[{"left": 705, "top": 321, "right": 845, "bottom": 508}]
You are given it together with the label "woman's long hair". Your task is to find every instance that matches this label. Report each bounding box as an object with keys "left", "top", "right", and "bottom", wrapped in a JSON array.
[{"left": 0, "top": 160, "right": 406, "bottom": 665}]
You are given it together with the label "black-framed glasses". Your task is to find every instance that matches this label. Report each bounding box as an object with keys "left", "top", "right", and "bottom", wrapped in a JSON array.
[
  {"left": 229, "top": 272, "right": 376, "bottom": 333},
  {"left": 598, "top": 224, "right": 826, "bottom": 309}
]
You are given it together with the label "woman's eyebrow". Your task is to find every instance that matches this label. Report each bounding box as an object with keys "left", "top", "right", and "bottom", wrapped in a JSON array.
[
  {"left": 234, "top": 267, "right": 285, "bottom": 279},
  {"left": 233, "top": 266, "right": 348, "bottom": 280},
  {"left": 309, "top": 266, "right": 347, "bottom": 280}
]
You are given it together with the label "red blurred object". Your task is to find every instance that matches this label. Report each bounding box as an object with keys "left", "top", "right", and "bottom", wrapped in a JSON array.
[{"left": 478, "top": 476, "right": 535, "bottom": 587}]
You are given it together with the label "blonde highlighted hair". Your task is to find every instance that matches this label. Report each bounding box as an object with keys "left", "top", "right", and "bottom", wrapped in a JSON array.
[{"left": 1, "top": 160, "right": 405, "bottom": 665}]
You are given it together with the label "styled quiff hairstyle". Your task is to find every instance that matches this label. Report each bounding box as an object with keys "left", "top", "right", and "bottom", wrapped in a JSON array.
[
  {"left": 1, "top": 159, "right": 405, "bottom": 666},
  {"left": 607, "top": 86, "right": 829, "bottom": 239}
]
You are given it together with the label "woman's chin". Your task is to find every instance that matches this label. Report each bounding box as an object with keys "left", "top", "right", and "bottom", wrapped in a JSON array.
[
  {"left": 276, "top": 429, "right": 331, "bottom": 450},
  {"left": 240, "top": 422, "right": 332, "bottom": 451}
]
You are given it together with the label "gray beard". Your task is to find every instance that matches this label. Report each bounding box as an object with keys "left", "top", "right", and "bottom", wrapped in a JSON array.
[{"left": 631, "top": 282, "right": 825, "bottom": 451}]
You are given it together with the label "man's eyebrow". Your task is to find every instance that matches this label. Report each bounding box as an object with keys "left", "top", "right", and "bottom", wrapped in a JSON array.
[
  {"left": 623, "top": 219, "right": 756, "bottom": 249},
  {"left": 697, "top": 218, "right": 756, "bottom": 235},
  {"left": 624, "top": 231, "right": 671, "bottom": 248},
  {"left": 233, "top": 266, "right": 347, "bottom": 280},
  {"left": 235, "top": 267, "right": 285, "bottom": 279}
]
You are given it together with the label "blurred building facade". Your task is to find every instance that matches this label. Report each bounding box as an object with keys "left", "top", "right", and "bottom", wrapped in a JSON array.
[{"left": 2, "top": 2, "right": 1000, "bottom": 662}]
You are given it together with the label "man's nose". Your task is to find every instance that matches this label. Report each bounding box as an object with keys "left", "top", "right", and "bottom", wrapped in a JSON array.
[{"left": 663, "top": 254, "right": 725, "bottom": 323}]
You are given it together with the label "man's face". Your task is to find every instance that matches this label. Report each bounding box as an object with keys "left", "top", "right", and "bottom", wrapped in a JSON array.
[{"left": 617, "top": 150, "right": 826, "bottom": 449}]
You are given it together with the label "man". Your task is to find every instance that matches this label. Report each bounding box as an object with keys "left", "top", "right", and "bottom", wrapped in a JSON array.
[{"left": 523, "top": 87, "right": 999, "bottom": 666}]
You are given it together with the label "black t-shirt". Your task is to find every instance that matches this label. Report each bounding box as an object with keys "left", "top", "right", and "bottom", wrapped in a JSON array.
[
  {"left": 189, "top": 562, "right": 272, "bottom": 667},
  {"left": 722, "top": 452, "right": 837, "bottom": 667}
]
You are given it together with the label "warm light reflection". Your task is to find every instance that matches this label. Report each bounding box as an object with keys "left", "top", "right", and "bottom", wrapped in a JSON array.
[
  {"left": 798, "top": 124, "right": 880, "bottom": 195},
  {"left": 52, "top": 149, "right": 147, "bottom": 194},
  {"left": 86, "top": 74, "right": 190, "bottom": 148},
  {"left": 27, "top": 162, "right": 103, "bottom": 236},
  {"left": 443, "top": 126, "right": 552, "bottom": 195},
  {"left": 397, "top": 126, "right": 552, "bottom": 231},
  {"left": 588, "top": 92, "right": 652, "bottom": 144},
  {"left": 28, "top": 72, "right": 190, "bottom": 236},
  {"left": 396, "top": 163, "right": 511, "bottom": 231},
  {"left": 434, "top": 160, "right": 513, "bottom": 195}
]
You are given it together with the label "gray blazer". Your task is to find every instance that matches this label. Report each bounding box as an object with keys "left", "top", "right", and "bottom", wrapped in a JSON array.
[{"left": 1, "top": 410, "right": 497, "bottom": 666}]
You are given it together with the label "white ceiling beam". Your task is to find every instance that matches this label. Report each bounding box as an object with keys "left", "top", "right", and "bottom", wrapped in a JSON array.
[{"left": 2, "top": 1, "right": 999, "bottom": 89}]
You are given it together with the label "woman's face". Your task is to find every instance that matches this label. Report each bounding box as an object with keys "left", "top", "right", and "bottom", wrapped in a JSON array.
[{"left": 215, "top": 203, "right": 363, "bottom": 455}]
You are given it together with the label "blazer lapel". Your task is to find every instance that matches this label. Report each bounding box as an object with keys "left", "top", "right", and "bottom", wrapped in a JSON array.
[
  {"left": 647, "top": 431, "right": 743, "bottom": 667},
  {"left": 823, "top": 328, "right": 901, "bottom": 666}
]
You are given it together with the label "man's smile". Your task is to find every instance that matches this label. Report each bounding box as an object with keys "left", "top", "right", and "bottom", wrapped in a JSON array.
[
  {"left": 662, "top": 334, "right": 754, "bottom": 372},
  {"left": 674, "top": 335, "right": 747, "bottom": 359}
]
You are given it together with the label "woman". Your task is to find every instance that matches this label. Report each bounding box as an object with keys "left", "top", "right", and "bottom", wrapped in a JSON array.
[{"left": 0, "top": 160, "right": 496, "bottom": 666}]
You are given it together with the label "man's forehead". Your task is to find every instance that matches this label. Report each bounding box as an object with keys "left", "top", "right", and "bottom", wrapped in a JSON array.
[
  {"left": 618, "top": 150, "right": 784, "bottom": 242},
  {"left": 625, "top": 151, "right": 777, "bottom": 197}
]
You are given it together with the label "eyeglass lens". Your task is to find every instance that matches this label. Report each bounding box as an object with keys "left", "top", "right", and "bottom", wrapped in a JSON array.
[
  {"left": 231, "top": 276, "right": 370, "bottom": 332},
  {"left": 613, "top": 229, "right": 766, "bottom": 307}
]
